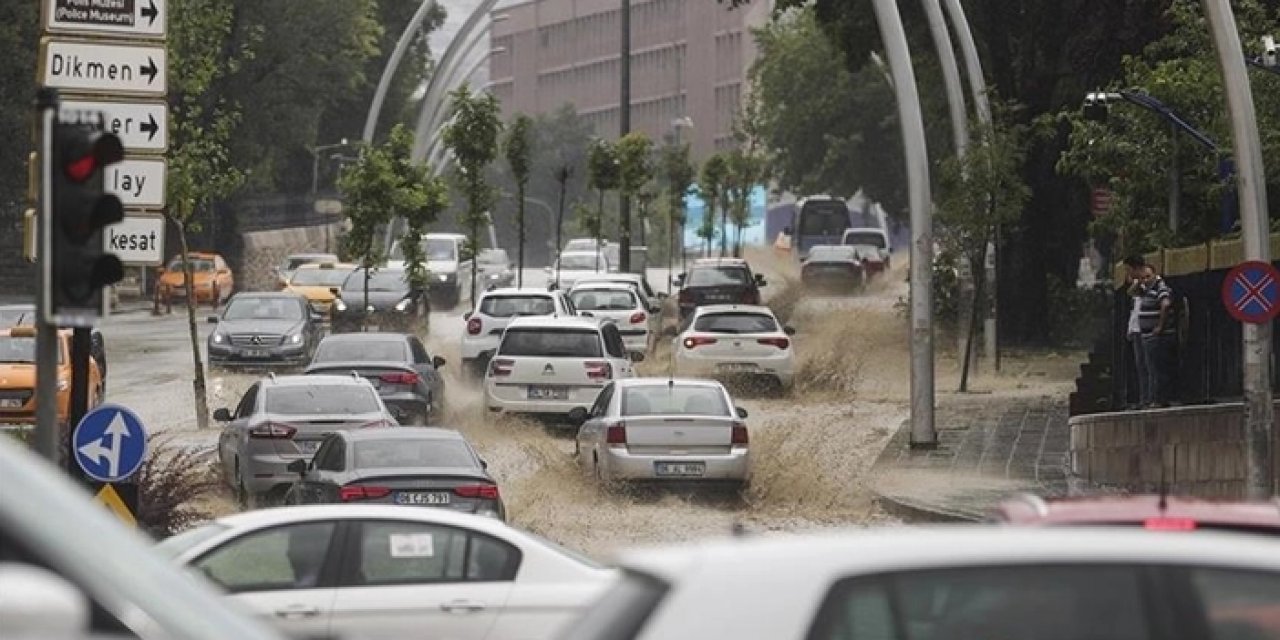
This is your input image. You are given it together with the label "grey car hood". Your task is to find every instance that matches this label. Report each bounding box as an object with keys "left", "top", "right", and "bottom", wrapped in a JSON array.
[{"left": 216, "top": 318, "right": 304, "bottom": 337}]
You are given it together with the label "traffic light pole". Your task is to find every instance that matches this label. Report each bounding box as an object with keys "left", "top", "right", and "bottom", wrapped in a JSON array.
[
  {"left": 68, "top": 327, "right": 91, "bottom": 479},
  {"left": 35, "top": 88, "right": 60, "bottom": 464}
]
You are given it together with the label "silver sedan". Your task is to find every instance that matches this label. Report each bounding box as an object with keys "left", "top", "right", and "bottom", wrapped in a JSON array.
[{"left": 574, "top": 378, "right": 750, "bottom": 487}]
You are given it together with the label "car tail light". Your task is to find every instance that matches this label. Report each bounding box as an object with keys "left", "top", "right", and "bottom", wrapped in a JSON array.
[
  {"left": 466, "top": 317, "right": 482, "bottom": 335},
  {"left": 629, "top": 311, "right": 647, "bottom": 324},
  {"left": 585, "top": 360, "right": 613, "bottom": 381},
  {"left": 757, "top": 337, "right": 790, "bottom": 349},
  {"left": 731, "top": 422, "right": 749, "bottom": 445},
  {"left": 683, "top": 336, "right": 718, "bottom": 349},
  {"left": 358, "top": 419, "right": 395, "bottom": 429},
  {"left": 606, "top": 422, "right": 627, "bottom": 446},
  {"left": 339, "top": 485, "right": 391, "bottom": 502},
  {"left": 490, "top": 358, "right": 514, "bottom": 377},
  {"left": 379, "top": 371, "right": 420, "bottom": 385},
  {"left": 248, "top": 422, "right": 296, "bottom": 439},
  {"left": 1144, "top": 517, "right": 1197, "bottom": 531},
  {"left": 741, "top": 290, "right": 759, "bottom": 304},
  {"left": 454, "top": 484, "right": 501, "bottom": 500}
]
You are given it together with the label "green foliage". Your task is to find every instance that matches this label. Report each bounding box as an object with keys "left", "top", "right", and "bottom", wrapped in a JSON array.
[
  {"left": 0, "top": 1, "right": 38, "bottom": 217},
  {"left": 503, "top": 114, "right": 534, "bottom": 276},
  {"left": 572, "top": 202, "right": 602, "bottom": 240},
  {"left": 697, "top": 154, "right": 729, "bottom": 246},
  {"left": 588, "top": 139, "right": 621, "bottom": 196},
  {"left": 136, "top": 441, "right": 221, "bottom": 539},
  {"left": 938, "top": 107, "right": 1031, "bottom": 267},
  {"left": 616, "top": 132, "right": 655, "bottom": 198},
  {"left": 442, "top": 86, "right": 503, "bottom": 300},
  {"left": 660, "top": 142, "right": 696, "bottom": 227},
  {"left": 722, "top": 146, "right": 766, "bottom": 253},
  {"left": 1045, "top": 277, "right": 1111, "bottom": 348},
  {"left": 386, "top": 125, "right": 449, "bottom": 291}
]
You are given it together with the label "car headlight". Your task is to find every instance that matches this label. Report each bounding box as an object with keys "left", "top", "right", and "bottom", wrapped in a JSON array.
[
  {"left": 212, "top": 333, "right": 225, "bottom": 344},
  {"left": 289, "top": 333, "right": 303, "bottom": 344},
  {"left": 395, "top": 298, "right": 412, "bottom": 312},
  {"left": 366, "top": 304, "right": 376, "bottom": 312},
  {"left": 333, "top": 299, "right": 347, "bottom": 312},
  {"left": 436, "top": 274, "right": 451, "bottom": 282}
]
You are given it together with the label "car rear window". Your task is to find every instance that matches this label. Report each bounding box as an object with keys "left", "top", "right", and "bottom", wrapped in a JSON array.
[
  {"left": 694, "top": 313, "right": 777, "bottom": 334},
  {"left": 313, "top": 340, "right": 409, "bottom": 363},
  {"left": 354, "top": 439, "right": 476, "bottom": 469},
  {"left": 499, "top": 328, "right": 602, "bottom": 357},
  {"left": 843, "top": 231, "right": 887, "bottom": 248},
  {"left": 571, "top": 290, "right": 637, "bottom": 311},
  {"left": 622, "top": 385, "right": 730, "bottom": 416},
  {"left": 0, "top": 336, "right": 36, "bottom": 363},
  {"left": 687, "top": 267, "right": 750, "bottom": 287},
  {"left": 480, "top": 295, "right": 556, "bottom": 317},
  {"left": 265, "top": 385, "right": 381, "bottom": 415}
]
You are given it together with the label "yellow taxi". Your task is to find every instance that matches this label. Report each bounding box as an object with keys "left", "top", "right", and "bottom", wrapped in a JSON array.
[
  {"left": 282, "top": 262, "right": 355, "bottom": 314},
  {"left": 0, "top": 327, "right": 102, "bottom": 426},
  {"left": 156, "top": 252, "right": 234, "bottom": 307}
]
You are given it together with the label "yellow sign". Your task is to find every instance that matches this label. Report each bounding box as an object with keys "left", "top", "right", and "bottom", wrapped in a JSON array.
[{"left": 94, "top": 484, "right": 136, "bottom": 527}]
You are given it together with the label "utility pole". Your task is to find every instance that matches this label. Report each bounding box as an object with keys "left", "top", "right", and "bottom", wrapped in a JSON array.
[
  {"left": 35, "top": 89, "right": 59, "bottom": 463},
  {"left": 1202, "top": 0, "right": 1274, "bottom": 497},
  {"left": 618, "top": 0, "right": 632, "bottom": 273},
  {"left": 1169, "top": 121, "right": 1181, "bottom": 232}
]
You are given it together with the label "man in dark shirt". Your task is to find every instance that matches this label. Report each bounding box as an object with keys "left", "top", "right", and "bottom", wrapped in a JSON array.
[{"left": 1137, "top": 265, "right": 1176, "bottom": 407}]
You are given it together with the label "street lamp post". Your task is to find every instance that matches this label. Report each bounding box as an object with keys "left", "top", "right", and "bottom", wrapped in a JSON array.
[
  {"left": 672, "top": 117, "right": 693, "bottom": 280},
  {"left": 618, "top": 0, "right": 634, "bottom": 273}
]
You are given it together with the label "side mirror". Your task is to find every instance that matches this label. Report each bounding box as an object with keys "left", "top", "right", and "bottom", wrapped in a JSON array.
[
  {"left": 784, "top": 326, "right": 797, "bottom": 336},
  {"left": 629, "top": 352, "right": 646, "bottom": 363},
  {"left": 567, "top": 407, "right": 589, "bottom": 426},
  {"left": 206, "top": 316, "right": 219, "bottom": 324},
  {"left": 736, "top": 406, "right": 749, "bottom": 419},
  {"left": 329, "top": 287, "right": 341, "bottom": 296},
  {"left": 479, "top": 458, "right": 489, "bottom": 470},
  {"left": 432, "top": 356, "right": 446, "bottom": 369},
  {"left": 754, "top": 274, "right": 768, "bottom": 287},
  {"left": 286, "top": 459, "right": 309, "bottom": 475},
  {"left": 212, "top": 408, "right": 232, "bottom": 422}
]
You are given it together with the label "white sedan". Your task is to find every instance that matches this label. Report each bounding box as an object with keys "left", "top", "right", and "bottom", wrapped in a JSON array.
[
  {"left": 157, "top": 505, "right": 615, "bottom": 640},
  {"left": 545, "top": 251, "right": 609, "bottom": 290},
  {"left": 673, "top": 304, "right": 796, "bottom": 390},
  {"left": 568, "top": 282, "right": 657, "bottom": 355},
  {"left": 575, "top": 378, "right": 750, "bottom": 486}
]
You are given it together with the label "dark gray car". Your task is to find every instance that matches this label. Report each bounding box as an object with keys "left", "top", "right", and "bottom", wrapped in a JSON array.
[
  {"left": 330, "top": 267, "right": 430, "bottom": 333},
  {"left": 283, "top": 428, "right": 505, "bottom": 520},
  {"left": 304, "top": 332, "right": 447, "bottom": 424},
  {"left": 206, "top": 293, "right": 323, "bottom": 369}
]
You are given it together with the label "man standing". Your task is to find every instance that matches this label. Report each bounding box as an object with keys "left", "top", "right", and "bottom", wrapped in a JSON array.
[
  {"left": 1123, "top": 256, "right": 1150, "bottom": 408},
  {"left": 1138, "top": 264, "right": 1177, "bottom": 407}
]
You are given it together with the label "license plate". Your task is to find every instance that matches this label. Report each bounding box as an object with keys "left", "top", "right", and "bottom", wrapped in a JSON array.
[
  {"left": 655, "top": 462, "right": 706, "bottom": 477},
  {"left": 718, "top": 363, "right": 758, "bottom": 372},
  {"left": 296, "top": 441, "right": 321, "bottom": 454},
  {"left": 0, "top": 399, "right": 22, "bottom": 409},
  {"left": 527, "top": 386, "right": 569, "bottom": 400},
  {"left": 242, "top": 349, "right": 269, "bottom": 358},
  {"left": 395, "top": 491, "right": 451, "bottom": 505}
]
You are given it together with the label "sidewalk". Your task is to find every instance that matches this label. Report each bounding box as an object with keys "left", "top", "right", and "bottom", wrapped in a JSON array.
[{"left": 870, "top": 393, "right": 1070, "bottom": 522}]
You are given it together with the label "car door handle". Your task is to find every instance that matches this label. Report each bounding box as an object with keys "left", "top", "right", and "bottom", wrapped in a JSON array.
[
  {"left": 274, "top": 604, "right": 322, "bottom": 619},
  {"left": 440, "top": 599, "right": 487, "bottom": 614}
]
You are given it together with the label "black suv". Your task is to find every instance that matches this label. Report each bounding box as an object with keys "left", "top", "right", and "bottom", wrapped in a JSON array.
[
  {"left": 674, "top": 258, "right": 767, "bottom": 320},
  {"left": 206, "top": 292, "right": 323, "bottom": 369}
]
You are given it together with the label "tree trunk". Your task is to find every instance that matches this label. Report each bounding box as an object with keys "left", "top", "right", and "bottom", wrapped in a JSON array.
[
  {"left": 177, "top": 222, "right": 209, "bottom": 430},
  {"left": 959, "top": 252, "right": 985, "bottom": 393},
  {"left": 596, "top": 190, "right": 605, "bottom": 272},
  {"left": 517, "top": 181, "right": 526, "bottom": 288},
  {"left": 720, "top": 206, "right": 728, "bottom": 257},
  {"left": 555, "top": 175, "right": 567, "bottom": 286}
]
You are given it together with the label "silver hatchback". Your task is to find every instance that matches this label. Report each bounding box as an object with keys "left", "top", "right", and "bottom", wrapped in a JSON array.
[{"left": 215, "top": 374, "right": 398, "bottom": 506}]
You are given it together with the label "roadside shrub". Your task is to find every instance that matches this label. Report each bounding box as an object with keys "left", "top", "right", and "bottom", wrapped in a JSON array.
[
  {"left": 136, "top": 441, "right": 221, "bottom": 538},
  {"left": 1045, "top": 275, "right": 1110, "bottom": 348}
]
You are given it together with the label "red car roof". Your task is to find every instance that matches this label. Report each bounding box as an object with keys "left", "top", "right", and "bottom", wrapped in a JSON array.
[{"left": 994, "top": 494, "right": 1280, "bottom": 530}]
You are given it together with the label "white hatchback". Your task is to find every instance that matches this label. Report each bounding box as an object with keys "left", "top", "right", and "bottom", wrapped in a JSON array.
[
  {"left": 567, "top": 282, "right": 656, "bottom": 355},
  {"left": 673, "top": 304, "right": 796, "bottom": 390},
  {"left": 545, "top": 251, "right": 609, "bottom": 290},
  {"left": 485, "top": 316, "right": 638, "bottom": 420},
  {"left": 461, "top": 288, "right": 577, "bottom": 376}
]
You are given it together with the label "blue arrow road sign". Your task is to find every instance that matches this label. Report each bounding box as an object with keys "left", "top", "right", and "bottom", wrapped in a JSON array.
[{"left": 73, "top": 404, "right": 147, "bottom": 483}]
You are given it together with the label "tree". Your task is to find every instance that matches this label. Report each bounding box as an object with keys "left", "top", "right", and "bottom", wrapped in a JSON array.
[
  {"left": 698, "top": 154, "right": 729, "bottom": 257},
  {"left": 939, "top": 112, "right": 1030, "bottom": 391},
  {"left": 661, "top": 142, "right": 696, "bottom": 277},
  {"left": 587, "top": 139, "right": 621, "bottom": 253},
  {"left": 442, "top": 85, "right": 503, "bottom": 305},
  {"left": 723, "top": 145, "right": 766, "bottom": 256},
  {"left": 337, "top": 136, "right": 396, "bottom": 317},
  {"left": 616, "top": 132, "right": 655, "bottom": 262},
  {"left": 503, "top": 114, "right": 534, "bottom": 285},
  {"left": 167, "top": 0, "right": 252, "bottom": 430},
  {"left": 388, "top": 125, "right": 449, "bottom": 303}
]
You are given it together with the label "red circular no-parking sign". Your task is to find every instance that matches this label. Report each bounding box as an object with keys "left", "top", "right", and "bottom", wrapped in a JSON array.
[{"left": 1222, "top": 260, "right": 1280, "bottom": 324}]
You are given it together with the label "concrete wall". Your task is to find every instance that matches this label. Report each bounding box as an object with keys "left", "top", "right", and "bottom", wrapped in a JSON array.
[
  {"left": 239, "top": 224, "right": 342, "bottom": 292},
  {"left": 1068, "top": 404, "right": 1270, "bottom": 498}
]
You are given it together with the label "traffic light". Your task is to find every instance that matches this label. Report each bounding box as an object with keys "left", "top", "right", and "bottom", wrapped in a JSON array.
[{"left": 51, "top": 122, "right": 125, "bottom": 326}]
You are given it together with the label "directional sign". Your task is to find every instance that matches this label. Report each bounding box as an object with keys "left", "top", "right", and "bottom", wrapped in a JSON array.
[
  {"left": 105, "top": 157, "right": 166, "bottom": 209},
  {"left": 60, "top": 100, "right": 167, "bottom": 153},
  {"left": 105, "top": 215, "right": 164, "bottom": 265},
  {"left": 73, "top": 404, "right": 148, "bottom": 483},
  {"left": 1222, "top": 260, "right": 1280, "bottom": 324},
  {"left": 40, "top": 38, "right": 166, "bottom": 96},
  {"left": 44, "top": 0, "right": 166, "bottom": 39}
]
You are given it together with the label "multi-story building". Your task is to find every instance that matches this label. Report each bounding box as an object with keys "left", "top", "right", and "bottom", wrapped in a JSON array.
[{"left": 488, "top": 0, "right": 771, "bottom": 158}]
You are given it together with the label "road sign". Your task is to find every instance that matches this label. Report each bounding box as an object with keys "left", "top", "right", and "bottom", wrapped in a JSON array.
[
  {"left": 1223, "top": 260, "right": 1280, "bottom": 324},
  {"left": 60, "top": 100, "right": 167, "bottom": 153},
  {"left": 44, "top": 0, "right": 166, "bottom": 39},
  {"left": 73, "top": 404, "right": 148, "bottom": 483},
  {"left": 1090, "top": 187, "right": 1113, "bottom": 217},
  {"left": 105, "top": 214, "right": 164, "bottom": 265},
  {"left": 40, "top": 39, "right": 166, "bottom": 96},
  {"left": 105, "top": 157, "right": 166, "bottom": 208}
]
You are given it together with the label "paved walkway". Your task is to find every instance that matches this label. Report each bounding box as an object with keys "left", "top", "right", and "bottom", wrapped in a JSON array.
[{"left": 870, "top": 393, "right": 1070, "bottom": 521}]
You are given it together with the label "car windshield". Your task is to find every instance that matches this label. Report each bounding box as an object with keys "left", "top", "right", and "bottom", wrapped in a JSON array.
[
  {"left": 622, "top": 384, "right": 730, "bottom": 416},
  {"left": 560, "top": 254, "right": 603, "bottom": 270},
  {"left": 808, "top": 246, "right": 859, "bottom": 261},
  {"left": 571, "top": 290, "right": 637, "bottom": 311},
  {"left": 284, "top": 255, "right": 335, "bottom": 271},
  {"left": 354, "top": 439, "right": 477, "bottom": 469},
  {"left": 480, "top": 295, "right": 556, "bottom": 317},
  {"left": 479, "top": 250, "right": 510, "bottom": 265},
  {"left": 0, "top": 335, "right": 36, "bottom": 363},
  {"left": 313, "top": 339, "right": 409, "bottom": 363},
  {"left": 222, "top": 297, "right": 303, "bottom": 321},
  {"left": 265, "top": 385, "right": 382, "bottom": 415},
  {"left": 843, "top": 231, "right": 886, "bottom": 248},
  {"left": 154, "top": 522, "right": 231, "bottom": 559},
  {"left": 687, "top": 267, "right": 750, "bottom": 287},
  {"left": 0, "top": 307, "right": 34, "bottom": 329},
  {"left": 425, "top": 238, "right": 457, "bottom": 261},
  {"left": 169, "top": 258, "right": 214, "bottom": 272},
  {"left": 344, "top": 269, "right": 409, "bottom": 292},
  {"left": 289, "top": 268, "right": 349, "bottom": 287},
  {"left": 564, "top": 239, "right": 598, "bottom": 252},
  {"left": 499, "top": 328, "right": 602, "bottom": 357},
  {"left": 694, "top": 312, "right": 777, "bottom": 334}
]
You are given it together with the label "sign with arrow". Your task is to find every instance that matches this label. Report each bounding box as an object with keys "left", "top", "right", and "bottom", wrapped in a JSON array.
[
  {"left": 105, "top": 157, "right": 167, "bottom": 209},
  {"left": 73, "top": 404, "right": 148, "bottom": 483},
  {"left": 40, "top": 38, "right": 166, "bottom": 96},
  {"left": 44, "top": 0, "right": 166, "bottom": 39},
  {"left": 59, "top": 99, "right": 167, "bottom": 153}
]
